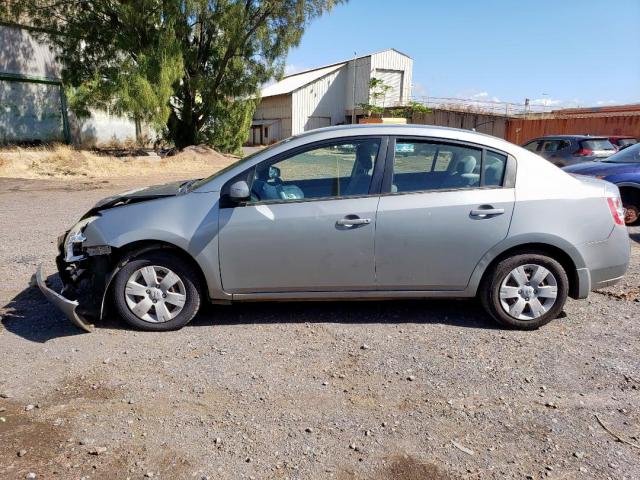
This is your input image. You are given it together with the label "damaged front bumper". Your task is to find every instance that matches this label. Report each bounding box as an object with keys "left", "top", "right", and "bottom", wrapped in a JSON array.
[{"left": 36, "top": 264, "right": 95, "bottom": 332}]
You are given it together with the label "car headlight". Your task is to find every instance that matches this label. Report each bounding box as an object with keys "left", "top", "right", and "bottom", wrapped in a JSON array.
[{"left": 64, "top": 216, "right": 99, "bottom": 262}]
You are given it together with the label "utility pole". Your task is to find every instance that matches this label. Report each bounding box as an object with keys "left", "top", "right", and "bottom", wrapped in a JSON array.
[{"left": 351, "top": 52, "right": 357, "bottom": 125}]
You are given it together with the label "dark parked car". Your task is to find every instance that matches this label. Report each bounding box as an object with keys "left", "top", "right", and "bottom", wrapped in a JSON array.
[
  {"left": 563, "top": 142, "right": 640, "bottom": 225},
  {"left": 523, "top": 135, "right": 616, "bottom": 167},
  {"left": 608, "top": 136, "right": 638, "bottom": 151}
]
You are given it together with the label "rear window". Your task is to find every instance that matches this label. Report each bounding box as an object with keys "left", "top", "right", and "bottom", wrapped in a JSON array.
[
  {"left": 617, "top": 138, "right": 638, "bottom": 147},
  {"left": 580, "top": 139, "right": 615, "bottom": 151}
]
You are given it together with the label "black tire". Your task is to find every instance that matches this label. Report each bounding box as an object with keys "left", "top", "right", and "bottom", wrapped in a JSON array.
[
  {"left": 623, "top": 203, "right": 640, "bottom": 226},
  {"left": 112, "top": 251, "right": 202, "bottom": 331},
  {"left": 479, "top": 251, "right": 569, "bottom": 330}
]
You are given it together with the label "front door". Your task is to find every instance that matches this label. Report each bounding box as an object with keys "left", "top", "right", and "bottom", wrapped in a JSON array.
[
  {"left": 375, "top": 138, "right": 515, "bottom": 290},
  {"left": 219, "top": 137, "right": 386, "bottom": 293}
]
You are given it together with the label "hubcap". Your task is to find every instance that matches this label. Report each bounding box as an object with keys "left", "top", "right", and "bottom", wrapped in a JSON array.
[
  {"left": 624, "top": 204, "right": 638, "bottom": 224},
  {"left": 125, "top": 265, "right": 186, "bottom": 323},
  {"left": 499, "top": 264, "right": 558, "bottom": 321}
]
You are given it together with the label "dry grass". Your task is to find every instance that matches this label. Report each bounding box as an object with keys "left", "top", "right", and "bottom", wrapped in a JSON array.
[{"left": 0, "top": 144, "right": 236, "bottom": 179}]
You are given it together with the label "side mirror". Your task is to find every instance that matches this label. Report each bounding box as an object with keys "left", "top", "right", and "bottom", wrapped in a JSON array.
[{"left": 229, "top": 180, "right": 250, "bottom": 202}]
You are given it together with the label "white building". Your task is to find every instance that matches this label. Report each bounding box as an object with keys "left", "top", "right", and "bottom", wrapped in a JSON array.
[
  {"left": 249, "top": 49, "right": 413, "bottom": 145},
  {"left": 0, "top": 24, "right": 141, "bottom": 146}
]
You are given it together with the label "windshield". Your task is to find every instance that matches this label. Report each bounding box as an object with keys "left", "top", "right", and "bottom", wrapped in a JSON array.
[
  {"left": 603, "top": 142, "right": 640, "bottom": 163},
  {"left": 188, "top": 141, "right": 288, "bottom": 191}
]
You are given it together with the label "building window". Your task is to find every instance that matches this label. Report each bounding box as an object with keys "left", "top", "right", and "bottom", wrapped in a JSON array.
[{"left": 264, "top": 127, "right": 269, "bottom": 138}]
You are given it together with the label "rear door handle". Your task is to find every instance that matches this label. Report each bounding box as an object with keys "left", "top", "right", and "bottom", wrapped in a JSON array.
[
  {"left": 470, "top": 207, "right": 505, "bottom": 217},
  {"left": 336, "top": 216, "right": 372, "bottom": 227}
]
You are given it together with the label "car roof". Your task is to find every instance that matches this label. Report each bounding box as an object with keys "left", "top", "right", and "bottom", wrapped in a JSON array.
[
  {"left": 290, "top": 123, "right": 512, "bottom": 148},
  {"left": 527, "top": 135, "right": 609, "bottom": 141}
]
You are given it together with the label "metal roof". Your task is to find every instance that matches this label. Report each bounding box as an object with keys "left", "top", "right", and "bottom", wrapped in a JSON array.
[
  {"left": 260, "top": 63, "right": 345, "bottom": 98},
  {"left": 260, "top": 48, "right": 412, "bottom": 99}
]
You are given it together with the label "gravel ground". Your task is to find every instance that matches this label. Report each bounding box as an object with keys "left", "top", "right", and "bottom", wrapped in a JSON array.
[{"left": 0, "top": 175, "right": 639, "bottom": 480}]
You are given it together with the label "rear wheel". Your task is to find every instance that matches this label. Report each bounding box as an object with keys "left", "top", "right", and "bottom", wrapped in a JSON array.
[
  {"left": 623, "top": 203, "right": 639, "bottom": 226},
  {"left": 112, "top": 251, "right": 202, "bottom": 331},
  {"left": 480, "top": 252, "right": 569, "bottom": 330}
]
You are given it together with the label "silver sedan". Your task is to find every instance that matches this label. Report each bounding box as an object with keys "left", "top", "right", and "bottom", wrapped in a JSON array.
[{"left": 38, "top": 125, "right": 630, "bottom": 331}]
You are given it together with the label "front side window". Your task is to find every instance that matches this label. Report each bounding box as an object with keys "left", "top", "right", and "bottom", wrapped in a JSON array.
[
  {"left": 523, "top": 141, "right": 540, "bottom": 152},
  {"left": 249, "top": 138, "right": 381, "bottom": 202},
  {"left": 391, "top": 140, "right": 507, "bottom": 193}
]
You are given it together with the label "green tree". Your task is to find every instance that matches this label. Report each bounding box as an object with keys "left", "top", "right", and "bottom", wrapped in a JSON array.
[
  {"left": 3, "top": 0, "right": 344, "bottom": 153},
  {"left": 359, "top": 77, "right": 392, "bottom": 117}
]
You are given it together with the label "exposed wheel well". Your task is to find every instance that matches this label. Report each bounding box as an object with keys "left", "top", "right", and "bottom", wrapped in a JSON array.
[
  {"left": 110, "top": 240, "right": 208, "bottom": 297},
  {"left": 479, "top": 243, "right": 579, "bottom": 299},
  {"left": 619, "top": 185, "right": 640, "bottom": 208}
]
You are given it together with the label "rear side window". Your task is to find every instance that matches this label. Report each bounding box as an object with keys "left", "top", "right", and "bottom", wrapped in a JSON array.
[
  {"left": 391, "top": 140, "right": 507, "bottom": 193},
  {"left": 580, "top": 139, "right": 615, "bottom": 151},
  {"left": 523, "top": 141, "right": 540, "bottom": 152}
]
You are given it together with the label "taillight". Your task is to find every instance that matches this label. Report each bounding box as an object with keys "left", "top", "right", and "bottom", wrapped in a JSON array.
[
  {"left": 574, "top": 148, "right": 593, "bottom": 156},
  {"left": 607, "top": 197, "right": 625, "bottom": 225}
]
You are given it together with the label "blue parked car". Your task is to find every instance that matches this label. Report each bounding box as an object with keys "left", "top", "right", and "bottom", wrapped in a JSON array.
[{"left": 563, "top": 143, "right": 640, "bottom": 225}]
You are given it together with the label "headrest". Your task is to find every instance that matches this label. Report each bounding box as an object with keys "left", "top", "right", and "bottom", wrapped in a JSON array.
[
  {"left": 456, "top": 155, "right": 477, "bottom": 174},
  {"left": 355, "top": 143, "right": 375, "bottom": 170}
]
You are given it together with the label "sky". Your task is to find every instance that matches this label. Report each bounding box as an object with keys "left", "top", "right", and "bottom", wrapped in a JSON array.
[{"left": 284, "top": 0, "right": 640, "bottom": 108}]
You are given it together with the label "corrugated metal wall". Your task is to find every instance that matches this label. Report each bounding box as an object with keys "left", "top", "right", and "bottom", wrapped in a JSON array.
[
  {"left": 0, "top": 79, "right": 65, "bottom": 143},
  {"left": 253, "top": 94, "right": 292, "bottom": 139},
  {"left": 1, "top": 24, "right": 146, "bottom": 146},
  {"left": 292, "top": 67, "right": 347, "bottom": 135},
  {"left": 371, "top": 50, "right": 412, "bottom": 105},
  {"left": 411, "top": 109, "right": 508, "bottom": 138},
  {"left": 506, "top": 115, "right": 640, "bottom": 145},
  {"left": 345, "top": 56, "right": 371, "bottom": 112}
]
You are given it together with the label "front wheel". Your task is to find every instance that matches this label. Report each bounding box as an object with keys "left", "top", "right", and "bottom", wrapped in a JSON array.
[
  {"left": 479, "top": 252, "right": 569, "bottom": 330},
  {"left": 112, "top": 251, "right": 202, "bottom": 331}
]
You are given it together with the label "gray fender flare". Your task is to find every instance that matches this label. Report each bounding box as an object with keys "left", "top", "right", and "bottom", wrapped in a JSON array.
[{"left": 465, "top": 233, "right": 587, "bottom": 295}]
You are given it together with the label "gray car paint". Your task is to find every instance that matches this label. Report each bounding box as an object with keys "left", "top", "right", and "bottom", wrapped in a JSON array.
[{"left": 74, "top": 124, "right": 629, "bottom": 313}]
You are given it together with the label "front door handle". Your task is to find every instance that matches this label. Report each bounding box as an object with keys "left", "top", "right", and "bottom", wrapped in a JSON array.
[
  {"left": 470, "top": 207, "right": 505, "bottom": 218},
  {"left": 336, "top": 216, "right": 372, "bottom": 227}
]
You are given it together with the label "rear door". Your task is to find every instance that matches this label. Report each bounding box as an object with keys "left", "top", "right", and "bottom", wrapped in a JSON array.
[{"left": 375, "top": 137, "right": 515, "bottom": 290}]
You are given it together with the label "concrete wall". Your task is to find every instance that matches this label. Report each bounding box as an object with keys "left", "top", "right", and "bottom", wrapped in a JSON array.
[{"left": 292, "top": 67, "right": 347, "bottom": 135}]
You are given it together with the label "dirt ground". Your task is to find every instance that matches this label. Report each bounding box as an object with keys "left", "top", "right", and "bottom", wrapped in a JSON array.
[{"left": 0, "top": 172, "right": 639, "bottom": 480}]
